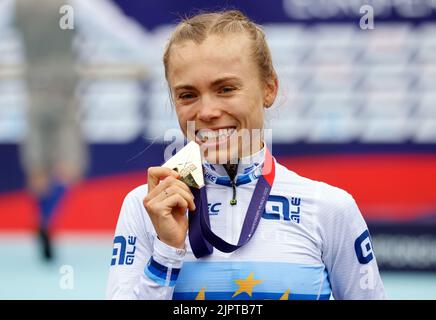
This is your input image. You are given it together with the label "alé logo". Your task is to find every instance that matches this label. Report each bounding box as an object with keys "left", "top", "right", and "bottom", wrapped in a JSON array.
[{"left": 208, "top": 195, "right": 302, "bottom": 223}]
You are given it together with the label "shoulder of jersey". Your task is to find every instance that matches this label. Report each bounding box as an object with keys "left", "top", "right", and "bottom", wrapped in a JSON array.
[
  {"left": 124, "top": 184, "right": 148, "bottom": 204},
  {"left": 274, "top": 161, "right": 354, "bottom": 203}
]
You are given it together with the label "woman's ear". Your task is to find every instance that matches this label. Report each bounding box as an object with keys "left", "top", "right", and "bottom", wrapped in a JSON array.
[{"left": 263, "top": 75, "right": 279, "bottom": 109}]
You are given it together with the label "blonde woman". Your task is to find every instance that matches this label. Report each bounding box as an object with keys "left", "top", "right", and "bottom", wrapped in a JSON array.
[{"left": 107, "top": 10, "right": 386, "bottom": 300}]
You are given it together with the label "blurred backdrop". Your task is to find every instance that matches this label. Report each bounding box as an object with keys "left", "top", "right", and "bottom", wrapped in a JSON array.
[{"left": 0, "top": 0, "right": 435, "bottom": 299}]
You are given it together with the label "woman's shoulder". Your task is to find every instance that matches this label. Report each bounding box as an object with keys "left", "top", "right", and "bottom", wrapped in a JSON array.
[
  {"left": 275, "top": 162, "right": 361, "bottom": 229},
  {"left": 274, "top": 161, "right": 355, "bottom": 206},
  {"left": 125, "top": 184, "right": 148, "bottom": 199},
  {"left": 119, "top": 184, "right": 153, "bottom": 226}
]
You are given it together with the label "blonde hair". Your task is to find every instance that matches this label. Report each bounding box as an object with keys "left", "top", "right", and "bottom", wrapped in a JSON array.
[{"left": 163, "top": 10, "right": 277, "bottom": 86}]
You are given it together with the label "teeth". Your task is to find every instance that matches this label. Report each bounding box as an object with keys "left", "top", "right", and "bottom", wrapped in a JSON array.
[{"left": 197, "top": 128, "right": 236, "bottom": 142}]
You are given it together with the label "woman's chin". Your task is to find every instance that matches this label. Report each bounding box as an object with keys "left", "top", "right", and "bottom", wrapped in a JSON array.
[
  {"left": 202, "top": 147, "right": 240, "bottom": 165},
  {"left": 197, "top": 134, "right": 239, "bottom": 164}
]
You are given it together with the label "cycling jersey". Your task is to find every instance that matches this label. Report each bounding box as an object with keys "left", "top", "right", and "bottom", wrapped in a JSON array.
[{"left": 106, "top": 148, "right": 387, "bottom": 300}]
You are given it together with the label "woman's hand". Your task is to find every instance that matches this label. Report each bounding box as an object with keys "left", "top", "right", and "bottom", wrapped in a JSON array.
[{"left": 143, "top": 167, "right": 196, "bottom": 249}]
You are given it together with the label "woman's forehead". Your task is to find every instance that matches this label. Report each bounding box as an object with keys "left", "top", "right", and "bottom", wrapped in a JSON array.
[
  {"left": 172, "top": 32, "right": 251, "bottom": 53},
  {"left": 167, "top": 34, "right": 257, "bottom": 85}
]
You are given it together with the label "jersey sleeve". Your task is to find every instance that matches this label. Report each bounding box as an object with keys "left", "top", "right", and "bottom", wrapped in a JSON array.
[
  {"left": 105, "top": 186, "right": 186, "bottom": 300},
  {"left": 317, "top": 185, "right": 387, "bottom": 300}
]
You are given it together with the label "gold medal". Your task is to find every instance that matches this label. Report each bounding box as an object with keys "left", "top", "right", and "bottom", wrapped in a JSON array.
[{"left": 162, "top": 141, "right": 204, "bottom": 189}]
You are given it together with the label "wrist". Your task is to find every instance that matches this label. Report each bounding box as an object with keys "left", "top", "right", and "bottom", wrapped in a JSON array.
[
  {"left": 157, "top": 235, "right": 185, "bottom": 250},
  {"left": 153, "top": 236, "right": 186, "bottom": 269}
]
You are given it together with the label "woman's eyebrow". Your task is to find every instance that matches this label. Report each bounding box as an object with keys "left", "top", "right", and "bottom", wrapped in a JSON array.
[
  {"left": 211, "top": 77, "right": 241, "bottom": 87},
  {"left": 173, "top": 77, "right": 242, "bottom": 92},
  {"left": 173, "top": 84, "right": 196, "bottom": 92}
]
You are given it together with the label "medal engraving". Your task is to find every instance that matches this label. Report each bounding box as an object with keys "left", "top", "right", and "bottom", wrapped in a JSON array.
[{"left": 162, "top": 141, "right": 204, "bottom": 189}]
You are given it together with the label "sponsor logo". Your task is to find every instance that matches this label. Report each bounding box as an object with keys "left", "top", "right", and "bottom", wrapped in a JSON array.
[
  {"left": 111, "top": 235, "right": 137, "bottom": 266},
  {"left": 262, "top": 195, "right": 302, "bottom": 223},
  {"left": 355, "top": 230, "right": 374, "bottom": 264}
]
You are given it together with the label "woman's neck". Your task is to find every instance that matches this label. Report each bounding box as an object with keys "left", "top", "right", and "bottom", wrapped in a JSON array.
[{"left": 204, "top": 144, "right": 266, "bottom": 177}]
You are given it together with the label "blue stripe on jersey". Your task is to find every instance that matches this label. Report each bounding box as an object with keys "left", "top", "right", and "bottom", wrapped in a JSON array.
[
  {"left": 173, "top": 261, "right": 331, "bottom": 300},
  {"left": 144, "top": 267, "right": 167, "bottom": 286},
  {"left": 149, "top": 258, "right": 180, "bottom": 280},
  {"left": 144, "top": 256, "right": 180, "bottom": 287},
  {"left": 204, "top": 162, "right": 262, "bottom": 186},
  {"left": 173, "top": 292, "right": 331, "bottom": 300}
]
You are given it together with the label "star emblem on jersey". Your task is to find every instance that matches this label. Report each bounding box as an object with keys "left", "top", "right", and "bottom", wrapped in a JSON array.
[
  {"left": 195, "top": 287, "right": 206, "bottom": 300},
  {"left": 191, "top": 272, "right": 291, "bottom": 300},
  {"left": 279, "top": 289, "right": 290, "bottom": 300},
  {"left": 232, "top": 272, "right": 263, "bottom": 298}
]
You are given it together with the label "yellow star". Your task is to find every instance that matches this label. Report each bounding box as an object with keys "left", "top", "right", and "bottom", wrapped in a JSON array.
[
  {"left": 195, "top": 287, "right": 206, "bottom": 300},
  {"left": 232, "top": 272, "right": 263, "bottom": 298},
  {"left": 279, "top": 289, "right": 290, "bottom": 300}
]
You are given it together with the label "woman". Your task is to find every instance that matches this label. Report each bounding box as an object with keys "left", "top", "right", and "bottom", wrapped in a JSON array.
[{"left": 106, "top": 10, "right": 386, "bottom": 300}]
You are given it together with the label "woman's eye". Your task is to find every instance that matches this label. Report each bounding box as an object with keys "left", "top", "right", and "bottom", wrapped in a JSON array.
[
  {"left": 179, "top": 93, "right": 196, "bottom": 100},
  {"left": 219, "top": 86, "right": 236, "bottom": 94}
]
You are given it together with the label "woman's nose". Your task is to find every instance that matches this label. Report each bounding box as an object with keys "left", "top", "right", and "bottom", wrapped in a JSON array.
[{"left": 197, "top": 95, "right": 222, "bottom": 122}]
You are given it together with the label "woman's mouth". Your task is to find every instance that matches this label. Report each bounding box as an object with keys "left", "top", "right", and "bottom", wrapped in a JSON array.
[{"left": 195, "top": 127, "right": 237, "bottom": 145}]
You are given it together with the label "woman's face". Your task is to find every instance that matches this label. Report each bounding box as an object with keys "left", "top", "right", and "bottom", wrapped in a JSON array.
[{"left": 167, "top": 33, "right": 277, "bottom": 163}]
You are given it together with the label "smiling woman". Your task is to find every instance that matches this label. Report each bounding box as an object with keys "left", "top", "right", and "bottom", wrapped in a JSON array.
[
  {"left": 164, "top": 11, "right": 278, "bottom": 164},
  {"left": 168, "top": 36, "right": 276, "bottom": 162},
  {"left": 106, "top": 10, "right": 387, "bottom": 300}
]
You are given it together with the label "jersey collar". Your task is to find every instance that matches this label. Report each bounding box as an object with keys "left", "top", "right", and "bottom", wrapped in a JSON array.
[{"left": 203, "top": 147, "right": 266, "bottom": 186}]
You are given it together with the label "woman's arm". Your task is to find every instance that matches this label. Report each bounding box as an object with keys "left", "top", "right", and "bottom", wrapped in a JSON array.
[
  {"left": 318, "top": 184, "right": 387, "bottom": 300},
  {"left": 106, "top": 185, "right": 186, "bottom": 299}
]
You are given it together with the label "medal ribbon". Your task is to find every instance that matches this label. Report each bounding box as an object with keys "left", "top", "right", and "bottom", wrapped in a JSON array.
[{"left": 188, "top": 148, "right": 275, "bottom": 258}]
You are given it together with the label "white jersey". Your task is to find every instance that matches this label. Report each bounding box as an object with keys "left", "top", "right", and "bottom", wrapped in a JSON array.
[{"left": 106, "top": 148, "right": 387, "bottom": 300}]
